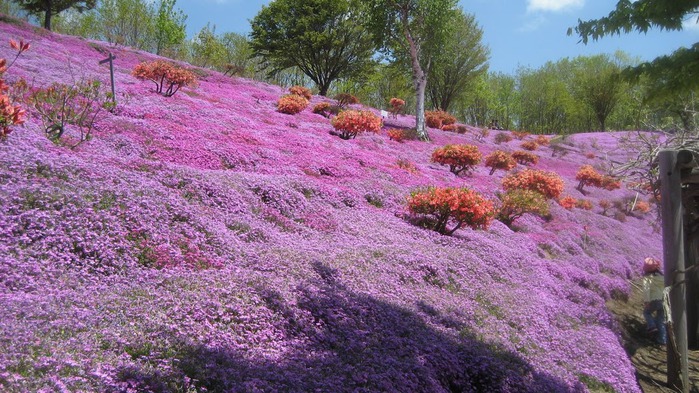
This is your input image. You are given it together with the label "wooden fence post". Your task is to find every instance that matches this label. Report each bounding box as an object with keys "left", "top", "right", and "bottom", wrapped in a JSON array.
[{"left": 658, "top": 149, "right": 689, "bottom": 392}]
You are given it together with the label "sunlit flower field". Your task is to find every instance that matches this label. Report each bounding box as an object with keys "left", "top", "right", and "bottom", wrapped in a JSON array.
[{"left": 0, "top": 19, "right": 662, "bottom": 392}]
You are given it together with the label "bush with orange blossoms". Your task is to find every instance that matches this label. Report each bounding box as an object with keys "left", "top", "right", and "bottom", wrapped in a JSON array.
[
  {"left": 312, "top": 102, "right": 332, "bottom": 117},
  {"left": 407, "top": 186, "right": 494, "bottom": 235},
  {"left": 277, "top": 94, "right": 309, "bottom": 115},
  {"left": 496, "top": 189, "right": 550, "bottom": 227},
  {"left": 425, "top": 110, "right": 456, "bottom": 129},
  {"left": 289, "top": 85, "right": 312, "bottom": 100},
  {"left": 575, "top": 165, "right": 620, "bottom": 193},
  {"left": 431, "top": 144, "right": 482, "bottom": 176},
  {"left": 599, "top": 199, "right": 612, "bottom": 215},
  {"left": 558, "top": 196, "right": 577, "bottom": 210},
  {"left": 456, "top": 125, "right": 468, "bottom": 134},
  {"left": 331, "top": 110, "right": 382, "bottom": 140},
  {"left": 387, "top": 128, "right": 406, "bottom": 142},
  {"left": 484, "top": 150, "right": 516, "bottom": 175},
  {"left": 535, "top": 135, "right": 550, "bottom": 146},
  {"left": 335, "top": 93, "right": 359, "bottom": 108},
  {"left": 633, "top": 200, "right": 651, "bottom": 214},
  {"left": 0, "top": 39, "right": 29, "bottom": 139},
  {"left": 521, "top": 141, "right": 539, "bottom": 151},
  {"left": 441, "top": 124, "right": 456, "bottom": 132},
  {"left": 511, "top": 150, "right": 539, "bottom": 166},
  {"left": 495, "top": 132, "right": 513, "bottom": 144},
  {"left": 600, "top": 176, "right": 621, "bottom": 191},
  {"left": 576, "top": 199, "right": 593, "bottom": 210},
  {"left": 396, "top": 158, "right": 418, "bottom": 173},
  {"left": 132, "top": 60, "right": 197, "bottom": 97},
  {"left": 502, "top": 169, "right": 564, "bottom": 199},
  {"left": 389, "top": 97, "right": 404, "bottom": 117},
  {"left": 511, "top": 130, "right": 529, "bottom": 140}
]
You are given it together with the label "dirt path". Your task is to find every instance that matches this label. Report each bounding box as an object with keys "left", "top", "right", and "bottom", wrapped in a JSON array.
[{"left": 607, "top": 280, "right": 699, "bottom": 392}]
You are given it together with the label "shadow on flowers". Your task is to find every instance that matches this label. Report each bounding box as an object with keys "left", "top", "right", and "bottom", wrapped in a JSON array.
[{"left": 112, "top": 262, "right": 582, "bottom": 392}]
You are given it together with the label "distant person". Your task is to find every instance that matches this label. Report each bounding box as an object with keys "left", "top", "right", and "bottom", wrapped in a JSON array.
[{"left": 642, "top": 257, "right": 667, "bottom": 345}]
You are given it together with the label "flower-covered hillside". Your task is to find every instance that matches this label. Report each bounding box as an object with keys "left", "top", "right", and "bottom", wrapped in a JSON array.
[{"left": 0, "top": 18, "right": 662, "bottom": 392}]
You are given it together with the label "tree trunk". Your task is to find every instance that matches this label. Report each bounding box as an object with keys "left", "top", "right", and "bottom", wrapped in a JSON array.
[
  {"left": 415, "top": 74, "right": 428, "bottom": 141},
  {"left": 318, "top": 83, "right": 329, "bottom": 97},
  {"left": 43, "top": 2, "right": 53, "bottom": 30}
]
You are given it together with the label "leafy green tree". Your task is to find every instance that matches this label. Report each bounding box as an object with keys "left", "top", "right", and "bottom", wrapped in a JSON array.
[
  {"left": 427, "top": 9, "right": 489, "bottom": 113},
  {"left": 250, "top": 0, "right": 375, "bottom": 96},
  {"left": 191, "top": 24, "right": 226, "bottom": 69},
  {"left": 362, "top": 0, "right": 458, "bottom": 141},
  {"left": 220, "top": 32, "right": 255, "bottom": 77},
  {"left": 97, "top": 0, "right": 153, "bottom": 49},
  {"left": 569, "top": 0, "right": 699, "bottom": 99},
  {"left": 571, "top": 54, "right": 625, "bottom": 131},
  {"left": 152, "top": 0, "right": 186, "bottom": 56},
  {"left": 12, "top": 0, "right": 95, "bottom": 30},
  {"left": 516, "top": 61, "right": 575, "bottom": 134}
]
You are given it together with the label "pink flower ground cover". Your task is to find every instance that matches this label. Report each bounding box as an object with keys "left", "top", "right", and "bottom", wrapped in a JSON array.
[{"left": 0, "top": 20, "right": 661, "bottom": 392}]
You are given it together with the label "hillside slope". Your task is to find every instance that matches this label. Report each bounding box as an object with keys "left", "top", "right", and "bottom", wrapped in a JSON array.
[{"left": 0, "top": 20, "right": 663, "bottom": 392}]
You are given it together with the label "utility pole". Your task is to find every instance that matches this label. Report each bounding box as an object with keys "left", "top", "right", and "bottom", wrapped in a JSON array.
[{"left": 658, "top": 149, "right": 690, "bottom": 392}]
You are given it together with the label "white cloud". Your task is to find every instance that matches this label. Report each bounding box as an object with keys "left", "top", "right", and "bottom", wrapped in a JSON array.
[
  {"left": 684, "top": 15, "right": 699, "bottom": 32},
  {"left": 527, "top": 0, "right": 584, "bottom": 13}
]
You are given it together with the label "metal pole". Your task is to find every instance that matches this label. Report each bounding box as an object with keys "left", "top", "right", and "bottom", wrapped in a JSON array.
[{"left": 658, "top": 149, "right": 689, "bottom": 392}]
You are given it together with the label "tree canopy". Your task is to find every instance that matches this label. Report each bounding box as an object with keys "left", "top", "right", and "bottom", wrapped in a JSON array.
[
  {"left": 249, "top": 0, "right": 375, "bottom": 96},
  {"left": 569, "top": 0, "right": 699, "bottom": 98},
  {"left": 13, "top": 0, "right": 96, "bottom": 30},
  {"left": 361, "top": 0, "right": 459, "bottom": 141}
]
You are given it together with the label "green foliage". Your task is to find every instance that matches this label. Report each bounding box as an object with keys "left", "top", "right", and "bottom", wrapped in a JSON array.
[
  {"left": 427, "top": 10, "right": 489, "bottom": 113},
  {"left": 496, "top": 189, "right": 550, "bottom": 228},
  {"left": 361, "top": 0, "right": 459, "bottom": 141},
  {"left": 571, "top": 54, "right": 625, "bottom": 131},
  {"left": 153, "top": 0, "right": 186, "bottom": 56},
  {"left": 28, "top": 79, "right": 107, "bottom": 148},
  {"left": 570, "top": 0, "right": 699, "bottom": 99},
  {"left": 12, "top": 0, "right": 96, "bottom": 30},
  {"left": 250, "top": 0, "right": 375, "bottom": 96},
  {"left": 191, "top": 23, "right": 226, "bottom": 69}
]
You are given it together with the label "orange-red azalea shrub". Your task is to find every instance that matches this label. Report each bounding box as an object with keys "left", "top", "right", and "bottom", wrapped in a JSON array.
[
  {"left": 431, "top": 144, "right": 482, "bottom": 176},
  {"left": 331, "top": 110, "right": 382, "bottom": 140},
  {"left": 407, "top": 186, "right": 494, "bottom": 235},
  {"left": 335, "top": 93, "right": 359, "bottom": 108},
  {"left": 502, "top": 169, "right": 564, "bottom": 199},
  {"left": 521, "top": 141, "right": 539, "bottom": 151},
  {"left": 425, "top": 110, "right": 456, "bottom": 128},
  {"left": 495, "top": 132, "right": 513, "bottom": 144},
  {"left": 484, "top": 150, "right": 517, "bottom": 175},
  {"left": 535, "top": 135, "right": 550, "bottom": 146},
  {"left": 289, "top": 85, "right": 312, "bottom": 100},
  {"left": 511, "top": 150, "right": 539, "bottom": 166},
  {"left": 277, "top": 94, "right": 309, "bottom": 115},
  {"left": 511, "top": 130, "right": 529, "bottom": 140},
  {"left": 0, "top": 38, "right": 29, "bottom": 139},
  {"left": 558, "top": 196, "right": 577, "bottom": 210},
  {"left": 389, "top": 97, "right": 405, "bottom": 117},
  {"left": 496, "top": 189, "right": 550, "bottom": 227},
  {"left": 576, "top": 199, "right": 593, "bottom": 210},
  {"left": 132, "top": 60, "right": 197, "bottom": 97},
  {"left": 312, "top": 102, "right": 332, "bottom": 117}
]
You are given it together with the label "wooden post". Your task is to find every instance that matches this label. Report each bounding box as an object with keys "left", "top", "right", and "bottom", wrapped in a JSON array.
[
  {"left": 99, "top": 52, "right": 117, "bottom": 107},
  {"left": 658, "top": 149, "right": 689, "bottom": 392}
]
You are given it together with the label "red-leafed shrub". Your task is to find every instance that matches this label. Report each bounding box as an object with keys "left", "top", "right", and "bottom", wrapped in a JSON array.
[
  {"left": 484, "top": 150, "right": 516, "bottom": 175},
  {"left": 511, "top": 130, "right": 529, "bottom": 140},
  {"left": 496, "top": 189, "right": 550, "bottom": 227},
  {"left": 495, "top": 132, "right": 513, "bottom": 144},
  {"left": 335, "top": 93, "right": 359, "bottom": 107},
  {"left": 431, "top": 144, "right": 482, "bottom": 176},
  {"left": 407, "top": 186, "right": 494, "bottom": 235},
  {"left": 389, "top": 97, "right": 405, "bottom": 118},
  {"left": 502, "top": 169, "right": 564, "bottom": 199},
  {"left": 634, "top": 200, "right": 651, "bottom": 214},
  {"left": 277, "top": 94, "right": 309, "bottom": 115},
  {"left": 585, "top": 152, "right": 596, "bottom": 159},
  {"left": 576, "top": 199, "right": 593, "bottom": 210},
  {"left": 312, "top": 102, "right": 332, "bottom": 117},
  {"left": 289, "top": 85, "right": 312, "bottom": 100},
  {"left": 575, "top": 165, "right": 620, "bottom": 193},
  {"left": 441, "top": 124, "right": 457, "bottom": 132},
  {"left": 396, "top": 158, "right": 418, "bottom": 173},
  {"left": 511, "top": 150, "right": 539, "bottom": 166},
  {"left": 387, "top": 128, "right": 405, "bottom": 142},
  {"left": 0, "top": 39, "right": 29, "bottom": 139},
  {"left": 331, "top": 110, "right": 382, "bottom": 140},
  {"left": 558, "top": 196, "right": 577, "bottom": 210},
  {"left": 132, "top": 60, "right": 197, "bottom": 97},
  {"left": 521, "top": 141, "right": 539, "bottom": 151},
  {"left": 599, "top": 199, "right": 612, "bottom": 215},
  {"left": 456, "top": 125, "right": 468, "bottom": 134},
  {"left": 535, "top": 135, "right": 550, "bottom": 146},
  {"left": 575, "top": 165, "right": 602, "bottom": 192},
  {"left": 425, "top": 110, "right": 456, "bottom": 128}
]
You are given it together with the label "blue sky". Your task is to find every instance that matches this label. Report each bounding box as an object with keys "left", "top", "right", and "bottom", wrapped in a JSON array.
[{"left": 176, "top": 0, "right": 698, "bottom": 75}]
